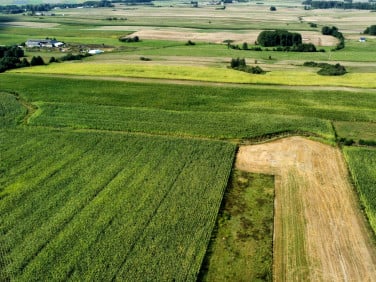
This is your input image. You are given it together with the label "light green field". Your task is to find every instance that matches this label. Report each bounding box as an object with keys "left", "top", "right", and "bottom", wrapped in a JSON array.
[{"left": 11, "top": 62, "right": 376, "bottom": 88}]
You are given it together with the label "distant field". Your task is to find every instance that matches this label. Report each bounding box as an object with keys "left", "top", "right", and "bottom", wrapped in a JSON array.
[{"left": 0, "top": 128, "right": 235, "bottom": 281}]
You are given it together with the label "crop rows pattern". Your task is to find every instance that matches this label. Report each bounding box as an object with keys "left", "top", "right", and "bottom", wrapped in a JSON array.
[
  {"left": 344, "top": 147, "right": 376, "bottom": 234},
  {"left": 0, "top": 129, "right": 235, "bottom": 281}
]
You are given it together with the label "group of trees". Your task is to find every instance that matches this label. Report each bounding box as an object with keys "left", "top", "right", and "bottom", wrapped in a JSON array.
[
  {"left": 256, "top": 30, "right": 318, "bottom": 52},
  {"left": 0, "top": 45, "right": 94, "bottom": 73},
  {"left": 321, "top": 26, "right": 345, "bottom": 50},
  {"left": 257, "top": 30, "right": 302, "bottom": 47},
  {"left": 0, "top": 46, "right": 46, "bottom": 73},
  {"left": 303, "top": 61, "right": 347, "bottom": 76},
  {"left": 230, "top": 58, "right": 265, "bottom": 74},
  {"left": 364, "top": 25, "right": 376, "bottom": 35}
]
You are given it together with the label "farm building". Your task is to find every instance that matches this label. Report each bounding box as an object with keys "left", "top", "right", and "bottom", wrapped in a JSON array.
[{"left": 25, "top": 39, "right": 64, "bottom": 48}]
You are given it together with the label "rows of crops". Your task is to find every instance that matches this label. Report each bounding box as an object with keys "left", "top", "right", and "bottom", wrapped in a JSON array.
[
  {"left": 0, "top": 92, "right": 25, "bottom": 128},
  {"left": 30, "top": 102, "right": 333, "bottom": 139},
  {"left": 0, "top": 128, "right": 235, "bottom": 281},
  {"left": 344, "top": 147, "right": 376, "bottom": 234},
  {"left": 3, "top": 74, "right": 375, "bottom": 123}
]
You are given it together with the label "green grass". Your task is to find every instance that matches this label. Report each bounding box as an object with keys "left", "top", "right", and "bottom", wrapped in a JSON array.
[
  {"left": 0, "top": 128, "right": 235, "bottom": 281},
  {"left": 344, "top": 147, "right": 376, "bottom": 235},
  {"left": 334, "top": 121, "right": 376, "bottom": 142},
  {"left": 201, "top": 171, "right": 274, "bottom": 281}
]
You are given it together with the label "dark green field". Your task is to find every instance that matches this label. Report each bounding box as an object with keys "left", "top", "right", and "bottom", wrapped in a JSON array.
[{"left": 0, "top": 128, "right": 235, "bottom": 281}]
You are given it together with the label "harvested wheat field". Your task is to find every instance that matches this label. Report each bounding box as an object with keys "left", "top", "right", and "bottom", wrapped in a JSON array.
[{"left": 236, "top": 137, "right": 376, "bottom": 281}]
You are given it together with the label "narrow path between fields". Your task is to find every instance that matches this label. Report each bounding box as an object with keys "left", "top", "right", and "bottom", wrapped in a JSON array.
[{"left": 235, "top": 136, "right": 376, "bottom": 281}]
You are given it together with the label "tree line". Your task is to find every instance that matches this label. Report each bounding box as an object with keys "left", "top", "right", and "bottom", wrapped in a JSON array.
[
  {"left": 256, "top": 30, "right": 317, "bottom": 52},
  {"left": 0, "top": 46, "right": 45, "bottom": 73},
  {"left": 303, "top": 0, "right": 376, "bottom": 10},
  {"left": 364, "top": 25, "right": 376, "bottom": 35},
  {"left": 321, "top": 26, "right": 345, "bottom": 51},
  {"left": 0, "top": 1, "right": 113, "bottom": 14}
]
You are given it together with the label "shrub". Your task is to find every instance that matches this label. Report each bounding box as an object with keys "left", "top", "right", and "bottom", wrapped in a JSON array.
[
  {"left": 119, "top": 36, "right": 140, "bottom": 43},
  {"left": 59, "top": 53, "right": 90, "bottom": 62},
  {"left": 230, "top": 58, "right": 265, "bottom": 74},
  {"left": 303, "top": 61, "right": 347, "bottom": 76},
  {"left": 359, "top": 139, "right": 376, "bottom": 146},
  {"left": 364, "top": 25, "right": 376, "bottom": 35},
  {"left": 30, "top": 56, "right": 45, "bottom": 66},
  {"left": 318, "top": 63, "right": 346, "bottom": 76},
  {"left": 49, "top": 57, "right": 57, "bottom": 63}
]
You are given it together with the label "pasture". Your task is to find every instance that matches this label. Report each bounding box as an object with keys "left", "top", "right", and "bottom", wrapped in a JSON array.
[{"left": 1, "top": 1, "right": 376, "bottom": 281}]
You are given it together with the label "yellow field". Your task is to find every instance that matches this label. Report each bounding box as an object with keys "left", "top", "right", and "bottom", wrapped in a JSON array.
[{"left": 12, "top": 62, "right": 376, "bottom": 88}]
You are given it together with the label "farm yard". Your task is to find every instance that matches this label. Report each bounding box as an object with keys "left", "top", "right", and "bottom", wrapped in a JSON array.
[{"left": 1, "top": 0, "right": 376, "bottom": 281}]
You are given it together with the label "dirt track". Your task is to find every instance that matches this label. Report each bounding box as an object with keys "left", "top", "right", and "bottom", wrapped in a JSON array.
[{"left": 236, "top": 137, "right": 376, "bottom": 281}]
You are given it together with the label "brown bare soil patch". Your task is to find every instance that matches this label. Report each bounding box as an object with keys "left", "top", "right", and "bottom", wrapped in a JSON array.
[{"left": 236, "top": 136, "right": 376, "bottom": 281}]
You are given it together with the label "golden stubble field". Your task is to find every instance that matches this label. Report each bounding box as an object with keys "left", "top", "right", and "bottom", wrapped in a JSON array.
[{"left": 236, "top": 137, "right": 376, "bottom": 281}]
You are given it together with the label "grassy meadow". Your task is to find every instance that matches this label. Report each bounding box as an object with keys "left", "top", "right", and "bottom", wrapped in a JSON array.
[
  {"left": 1, "top": 1, "right": 376, "bottom": 280},
  {"left": 201, "top": 171, "right": 274, "bottom": 281}
]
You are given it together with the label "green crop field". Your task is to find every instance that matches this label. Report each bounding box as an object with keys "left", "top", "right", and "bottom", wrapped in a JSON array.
[
  {"left": 344, "top": 147, "right": 376, "bottom": 234},
  {"left": 0, "top": 92, "right": 26, "bottom": 128},
  {"left": 0, "top": 128, "right": 235, "bottom": 281}
]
